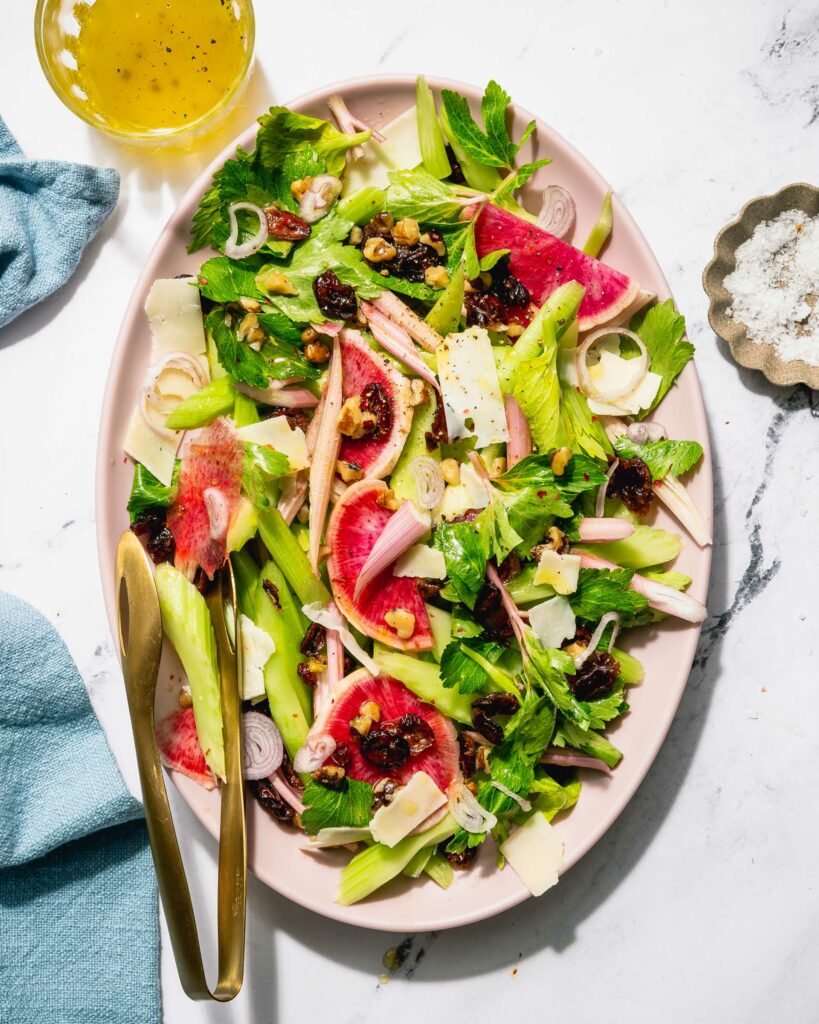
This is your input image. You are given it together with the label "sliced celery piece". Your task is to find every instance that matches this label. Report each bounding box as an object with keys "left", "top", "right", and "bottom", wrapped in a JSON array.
[
  {"left": 258, "top": 507, "right": 330, "bottom": 607},
  {"left": 375, "top": 651, "right": 475, "bottom": 724},
  {"left": 165, "top": 376, "right": 235, "bottom": 429},
  {"left": 233, "top": 391, "right": 260, "bottom": 428},
  {"left": 256, "top": 561, "right": 313, "bottom": 733},
  {"left": 337, "top": 814, "right": 456, "bottom": 905},
  {"left": 337, "top": 187, "right": 387, "bottom": 226},
  {"left": 642, "top": 569, "right": 692, "bottom": 591},
  {"left": 402, "top": 847, "right": 433, "bottom": 879},
  {"left": 506, "top": 564, "right": 555, "bottom": 606},
  {"left": 425, "top": 263, "right": 464, "bottom": 336},
  {"left": 583, "top": 190, "right": 613, "bottom": 258},
  {"left": 232, "top": 549, "right": 260, "bottom": 616},
  {"left": 425, "top": 604, "right": 452, "bottom": 662},
  {"left": 424, "top": 851, "right": 454, "bottom": 889},
  {"left": 416, "top": 76, "right": 451, "bottom": 179},
  {"left": 206, "top": 329, "right": 227, "bottom": 381},
  {"left": 155, "top": 563, "right": 225, "bottom": 780},
  {"left": 575, "top": 526, "right": 681, "bottom": 570},
  {"left": 610, "top": 646, "right": 643, "bottom": 686},
  {"left": 499, "top": 281, "right": 585, "bottom": 391}
]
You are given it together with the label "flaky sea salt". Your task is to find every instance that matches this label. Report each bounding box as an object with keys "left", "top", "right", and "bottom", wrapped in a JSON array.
[{"left": 724, "top": 208, "right": 819, "bottom": 364}]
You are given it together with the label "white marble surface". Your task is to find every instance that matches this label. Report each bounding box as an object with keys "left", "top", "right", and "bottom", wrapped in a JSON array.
[{"left": 3, "top": 0, "right": 819, "bottom": 1020}]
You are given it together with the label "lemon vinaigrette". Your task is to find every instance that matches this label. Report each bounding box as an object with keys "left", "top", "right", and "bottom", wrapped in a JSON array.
[{"left": 70, "top": 0, "right": 252, "bottom": 135}]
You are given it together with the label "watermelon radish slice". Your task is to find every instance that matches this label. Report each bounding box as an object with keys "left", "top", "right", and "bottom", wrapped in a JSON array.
[
  {"left": 338, "top": 329, "right": 412, "bottom": 480},
  {"left": 312, "top": 669, "right": 461, "bottom": 793},
  {"left": 327, "top": 479, "right": 433, "bottom": 651},
  {"left": 156, "top": 706, "right": 216, "bottom": 790},
  {"left": 474, "top": 204, "right": 640, "bottom": 332},
  {"left": 167, "top": 417, "right": 243, "bottom": 579}
]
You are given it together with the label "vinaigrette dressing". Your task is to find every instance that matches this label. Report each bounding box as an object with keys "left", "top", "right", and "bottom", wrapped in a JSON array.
[{"left": 73, "top": 0, "right": 249, "bottom": 134}]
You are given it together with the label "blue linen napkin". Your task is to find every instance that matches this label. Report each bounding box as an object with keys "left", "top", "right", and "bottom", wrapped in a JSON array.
[
  {"left": 0, "top": 592, "right": 160, "bottom": 1024},
  {"left": 0, "top": 117, "right": 119, "bottom": 329}
]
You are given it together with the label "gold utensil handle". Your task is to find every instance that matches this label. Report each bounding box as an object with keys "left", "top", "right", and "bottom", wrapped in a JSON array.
[{"left": 115, "top": 530, "right": 246, "bottom": 1002}]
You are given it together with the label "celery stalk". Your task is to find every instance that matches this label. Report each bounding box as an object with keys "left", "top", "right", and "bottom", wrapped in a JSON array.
[
  {"left": 155, "top": 563, "right": 225, "bottom": 780},
  {"left": 258, "top": 507, "right": 330, "bottom": 607},
  {"left": 255, "top": 561, "right": 313, "bottom": 737},
  {"left": 337, "top": 814, "right": 456, "bottom": 905},
  {"left": 610, "top": 646, "right": 643, "bottom": 686},
  {"left": 165, "top": 376, "right": 235, "bottom": 429},
  {"left": 425, "top": 263, "right": 464, "bottom": 336},
  {"left": 337, "top": 187, "right": 387, "bottom": 225},
  {"left": 375, "top": 651, "right": 475, "bottom": 724},
  {"left": 206, "top": 330, "right": 227, "bottom": 381},
  {"left": 424, "top": 852, "right": 454, "bottom": 889},
  {"left": 233, "top": 391, "right": 259, "bottom": 428},
  {"left": 425, "top": 604, "right": 452, "bottom": 662},
  {"left": 583, "top": 190, "right": 613, "bottom": 258},
  {"left": 232, "top": 549, "right": 260, "bottom": 616},
  {"left": 416, "top": 76, "right": 451, "bottom": 179},
  {"left": 499, "top": 281, "right": 585, "bottom": 391},
  {"left": 506, "top": 564, "right": 555, "bottom": 606},
  {"left": 402, "top": 847, "right": 433, "bottom": 879},
  {"left": 574, "top": 526, "right": 681, "bottom": 570}
]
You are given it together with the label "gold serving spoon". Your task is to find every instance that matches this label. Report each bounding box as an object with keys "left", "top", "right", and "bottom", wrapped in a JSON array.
[{"left": 115, "top": 529, "right": 246, "bottom": 1001}]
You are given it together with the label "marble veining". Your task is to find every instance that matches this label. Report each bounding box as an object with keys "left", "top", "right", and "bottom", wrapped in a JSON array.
[{"left": 2, "top": 0, "right": 818, "bottom": 1021}]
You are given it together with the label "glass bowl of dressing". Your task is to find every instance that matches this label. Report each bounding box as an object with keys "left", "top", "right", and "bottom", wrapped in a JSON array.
[{"left": 34, "top": 0, "right": 255, "bottom": 142}]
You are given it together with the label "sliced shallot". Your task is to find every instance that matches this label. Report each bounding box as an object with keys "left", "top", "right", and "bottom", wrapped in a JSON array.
[
  {"left": 595, "top": 458, "right": 620, "bottom": 517},
  {"left": 309, "top": 335, "right": 343, "bottom": 573},
  {"left": 359, "top": 301, "right": 441, "bottom": 391},
  {"left": 372, "top": 291, "right": 443, "bottom": 353},
  {"left": 225, "top": 201, "right": 269, "bottom": 259},
  {"left": 353, "top": 501, "right": 432, "bottom": 599},
  {"left": 234, "top": 381, "right": 318, "bottom": 409},
  {"left": 537, "top": 185, "right": 576, "bottom": 238},
  {"left": 277, "top": 473, "right": 308, "bottom": 525},
  {"left": 490, "top": 781, "right": 532, "bottom": 812},
  {"left": 504, "top": 394, "right": 532, "bottom": 468},
  {"left": 242, "top": 711, "right": 284, "bottom": 780},
  {"left": 577, "top": 517, "right": 635, "bottom": 543},
  {"left": 579, "top": 552, "right": 707, "bottom": 623},
  {"left": 627, "top": 421, "right": 667, "bottom": 444},
  {"left": 449, "top": 782, "right": 498, "bottom": 833},
  {"left": 576, "top": 328, "right": 648, "bottom": 404},
  {"left": 293, "top": 732, "right": 337, "bottom": 774},
  {"left": 654, "top": 476, "right": 712, "bottom": 547},
  {"left": 541, "top": 750, "right": 612, "bottom": 775},
  {"left": 410, "top": 456, "right": 444, "bottom": 510},
  {"left": 574, "top": 612, "right": 621, "bottom": 668}
]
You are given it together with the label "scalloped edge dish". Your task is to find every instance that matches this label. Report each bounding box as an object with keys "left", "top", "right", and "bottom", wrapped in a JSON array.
[
  {"left": 96, "top": 75, "right": 712, "bottom": 932},
  {"left": 703, "top": 182, "right": 819, "bottom": 389}
]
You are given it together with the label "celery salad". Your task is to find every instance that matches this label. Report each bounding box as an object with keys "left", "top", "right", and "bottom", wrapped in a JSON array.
[{"left": 124, "top": 78, "right": 709, "bottom": 905}]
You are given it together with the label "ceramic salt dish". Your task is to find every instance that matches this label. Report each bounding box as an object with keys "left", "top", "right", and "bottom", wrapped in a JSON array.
[{"left": 704, "top": 182, "right": 819, "bottom": 389}]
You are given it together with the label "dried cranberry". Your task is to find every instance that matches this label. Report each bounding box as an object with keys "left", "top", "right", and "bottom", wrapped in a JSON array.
[
  {"left": 464, "top": 291, "right": 506, "bottom": 328},
  {"left": 131, "top": 510, "right": 176, "bottom": 565},
  {"left": 471, "top": 708, "right": 505, "bottom": 745},
  {"left": 472, "top": 582, "right": 513, "bottom": 638},
  {"left": 360, "top": 727, "right": 411, "bottom": 770},
  {"left": 458, "top": 732, "right": 478, "bottom": 776},
  {"left": 395, "top": 714, "right": 435, "bottom": 756},
  {"left": 331, "top": 742, "right": 352, "bottom": 770},
  {"left": 280, "top": 752, "right": 304, "bottom": 792},
  {"left": 416, "top": 579, "right": 443, "bottom": 601},
  {"left": 297, "top": 661, "right": 318, "bottom": 688},
  {"left": 473, "top": 692, "right": 520, "bottom": 717},
  {"left": 443, "top": 843, "right": 478, "bottom": 868},
  {"left": 570, "top": 651, "right": 621, "bottom": 702},
  {"left": 445, "top": 145, "right": 466, "bottom": 185},
  {"left": 264, "top": 205, "right": 311, "bottom": 241},
  {"left": 360, "top": 213, "right": 395, "bottom": 242},
  {"left": 387, "top": 243, "right": 442, "bottom": 282},
  {"left": 251, "top": 777, "right": 295, "bottom": 823},
  {"left": 498, "top": 552, "right": 521, "bottom": 583},
  {"left": 359, "top": 382, "right": 392, "bottom": 440},
  {"left": 608, "top": 456, "right": 654, "bottom": 515},
  {"left": 300, "top": 621, "right": 326, "bottom": 657},
  {"left": 265, "top": 407, "right": 310, "bottom": 434},
  {"left": 262, "top": 578, "right": 281, "bottom": 609},
  {"left": 313, "top": 270, "right": 357, "bottom": 320},
  {"left": 424, "top": 392, "right": 449, "bottom": 450},
  {"left": 488, "top": 260, "right": 531, "bottom": 308}
]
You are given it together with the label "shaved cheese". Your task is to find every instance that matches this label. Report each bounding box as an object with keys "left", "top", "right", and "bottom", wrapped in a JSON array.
[
  {"left": 369, "top": 772, "right": 447, "bottom": 847},
  {"left": 236, "top": 418, "right": 309, "bottom": 470},
  {"left": 500, "top": 812, "right": 564, "bottom": 896},
  {"left": 239, "top": 614, "right": 275, "bottom": 701},
  {"left": 528, "top": 595, "right": 576, "bottom": 648},
  {"left": 585, "top": 349, "right": 662, "bottom": 416},
  {"left": 393, "top": 544, "right": 446, "bottom": 579},
  {"left": 460, "top": 460, "right": 493, "bottom": 508},
  {"left": 310, "top": 826, "right": 372, "bottom": 848},
  {"left": 436, "top": 327, "right": 509, "bottom": 448},
  {"left": 436, "top": 483, "right": 470, "bottom": 521},
  {"left": 302, "top": 602, "right": 380, "bottom": 676},
  {"left": 533, "top": 549, "right": 581, "bottom": 595},
  {"left": 145, "top": 278, "right": 208, "bottom": 362},
  {"left": 123, "top": 416, "right": 181, "bottom": 486},
  {"left": 342, "top": 106, "right": 422, "bottom": 195}
]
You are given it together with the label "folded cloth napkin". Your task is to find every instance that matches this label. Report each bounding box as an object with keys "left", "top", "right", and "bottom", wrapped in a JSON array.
[
  {"left": 0, "top": 593, "right": 159, "bottom": 1024},
  {"left": 0, "top": 117, "right": 119, "bottom": 329}
]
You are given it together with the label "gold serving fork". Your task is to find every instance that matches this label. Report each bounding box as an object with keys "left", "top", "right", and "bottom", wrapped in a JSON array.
[{"left": 115, "top": 529, "right": 246, "bottom": 1001}]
